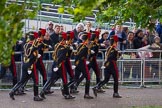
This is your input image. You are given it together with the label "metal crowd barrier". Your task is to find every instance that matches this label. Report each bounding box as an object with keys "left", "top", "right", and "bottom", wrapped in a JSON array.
[{"left": 0, "top": 49, "right": 162, "bottom": 88}]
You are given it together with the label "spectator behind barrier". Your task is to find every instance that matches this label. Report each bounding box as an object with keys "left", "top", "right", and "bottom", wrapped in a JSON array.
[
  {"left": 84, "top": 21, "right": 92, "bottom": 33},
  {"left": 73, "top": 23, "right": 84, "bottom": 42},
  {"left": 43, "top": 32, "right": 53, "bottom": 60},
  {"left": 120, "top": 27, "right": 129, "bottom": 50},
  {"left": 155, "top": 22, "right": 162, "bottom": 43},
  {"left": 133, "top": 29, "right": 144, "bottom": 49},
  {"left": 148, "top": 36, "right": 162, "bottom": 78},
  {"left": 46, "top": 21, "right": 54, "bottom": 36},
  {"left": 149, "top": 36, "right": 162, "bottom": 58},
  {"left": 99, "top": 31, "right": 109, "bottom": 49},
  {"left": 59, "top": 25, "right": 64, "bottom": 33},
  {"left": 108, "top": 26, "right": 115, "bottom": 40},
  {"left": 50, "top": 25, "right": 60, "bottom": 47},
  {"left": 95, "top": 27, "right": 101, "bottom": 37},
  {"left": 125, "top": 31, "right": 135, "bottom": 50},
  {"left": 98, "top": 31, "right": 109, "bottom": 59}
]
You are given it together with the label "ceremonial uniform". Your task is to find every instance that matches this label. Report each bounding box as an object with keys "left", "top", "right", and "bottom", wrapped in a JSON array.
[
  {"left": 73, "top": 32, "right": 94, "bottom": 99},
  {"left": 93, "top": 35, "right": 122, "bottom": 98},
  {"left": 40, "top": 32, "right": 75, "bottom": 99},
  {"left": 9, "top": 32, "right": 43, "bottom": 101},
  {"left": 73, "top": 31, "right": 105, "bottom": 93},
  {"left": 88, "top": 31, "right": 101, "bottom": 84},
  {"left": 63, "top": 31, "right": 79, "bottom": 94},
  {"left": 36, "top": 29, "right": 48, "bottom": 86}
]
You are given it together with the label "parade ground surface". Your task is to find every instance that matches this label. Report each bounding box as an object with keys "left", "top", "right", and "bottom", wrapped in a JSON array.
[{"left": 1, "top": 86, "right": 162, "bottom": 108}]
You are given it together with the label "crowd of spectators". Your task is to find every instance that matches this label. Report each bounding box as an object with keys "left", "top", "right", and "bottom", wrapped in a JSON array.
[
  {"left": 5, "top": 20, "right": 161, "bottom": 81},
  {"left": 14, "top": 21, "right": 162, "bottom": 61}
]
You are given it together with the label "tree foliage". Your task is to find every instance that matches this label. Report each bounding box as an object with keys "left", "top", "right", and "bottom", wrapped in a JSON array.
[
  {"left": 54, "top": 0, "right": 162, "bottom": 29},
  {"left": 0, "top": 0, "right": 39, "bottom": 66},
  {"left": 0, "top": 0, "right": 162, "bottom": 65}
]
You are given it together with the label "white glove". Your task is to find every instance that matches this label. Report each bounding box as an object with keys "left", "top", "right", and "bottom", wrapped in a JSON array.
[
  {"left": 38, "top": 54, "right": 41, "bottom": 58},
  {"left": 100, "top": 43, "right": 105, "bottom": 47},
  {"left": 49, "top": 45, "right": 52, "bottom": 48},
  {"left": 74, "top": 43, "right": 78, "bottom": 47},
  {"left": 86, "top": 61, "right": 90, "bottom": 65},
  {"left": 72, "top": 65, "right": 76, "bottom": 69},
  {"left": 101, "top": 66, "right": 106, "bottom": 69},
  {"left": 27, "top": 69, "right": 32, "bottom": 74},
  {"left": 70, "top": 46, "right": 74, "bottom": 50},
  {"left": 91, "top": 50, "right": 95, "bottom": 54},
  {"left": 74, "top": 43, "right": 78, "bottom": 45},
  {"left": 53, "top": 67, "right": 58, "bottom": 72},
  {"left": 18, "top": 40, "right": 23, "bottom": 44}
]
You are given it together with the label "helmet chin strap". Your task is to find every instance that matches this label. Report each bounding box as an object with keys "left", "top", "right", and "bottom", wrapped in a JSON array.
[{"left": 60, "top": 39, "right": 65, "bottom": 45}]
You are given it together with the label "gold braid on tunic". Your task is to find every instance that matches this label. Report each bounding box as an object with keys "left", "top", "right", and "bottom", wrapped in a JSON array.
[{"left": 104, "top": 46, "right": 113, "bottom": 67}]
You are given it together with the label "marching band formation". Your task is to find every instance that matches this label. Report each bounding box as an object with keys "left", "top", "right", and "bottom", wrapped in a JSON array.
[
  {"left": 3, "top": 20, "right": 162, "bottom": 101},
  {"left": 4, "top": 22, "right": 123, "bottom": 101}
]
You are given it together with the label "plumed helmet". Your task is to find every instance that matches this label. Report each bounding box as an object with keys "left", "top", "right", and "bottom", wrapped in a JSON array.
[
  {"left": 79, "top": 32, "right": 90, "bottom": 41},
  {"left": 59, "top": 32, "right": 67, "bottom": 41},
  {"left": 38, "top": 28, "right": 46, "bottom": 37},
  {"left": 110, "top": 35, "right": 118, "bottom": 42},
  {"left": 91, "top": 31, "right": 99, "bottom": 40},
  {"left": 66, "top": 31, "right": 74, "bottom": 40},
  {"left": 28, "top": 31, "right": 38, "bottom": 40}
]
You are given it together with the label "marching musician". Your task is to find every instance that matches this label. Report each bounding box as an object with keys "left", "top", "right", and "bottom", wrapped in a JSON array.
[
  {"left": 40, "top": 32, "right": 75, "bottom": 99},
  {"left": 73, "top": 32, "right": 94, "bottom": 99},
  {"left": 93, "top": 35, "right": 122, "bottom": 98},
  {"left": 9, "top": 32, "right": 43, "bottom": 101}
]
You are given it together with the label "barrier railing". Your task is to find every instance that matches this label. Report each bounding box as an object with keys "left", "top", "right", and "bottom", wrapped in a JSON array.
[{"left": 0, "top": 49, "right": 162, "bottom": 88}]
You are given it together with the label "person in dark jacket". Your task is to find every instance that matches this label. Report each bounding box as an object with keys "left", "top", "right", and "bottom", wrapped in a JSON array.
[
  {"left": 98, "top": 31, "right": 109, "bottom": 59},
  {"left": 43, "top": 32, "right": 53, "bottom": 60},
  {"left": 120, "top": 27, "right": 128, "bottom": 50},
  {"left": 73, "top": 23, "right": 84, "bottom": 43},
  {"left": 133, "top": 29, "right": 144, "bottom": 49},
  {"left": 108, "top": 26, "right": 115, "bottom": 40},
  {"left": 156, "top": 22, "right": 162, "bottom": 43},
  {"left": 50, "top": 25, "right": 60, "bottom": 47}
]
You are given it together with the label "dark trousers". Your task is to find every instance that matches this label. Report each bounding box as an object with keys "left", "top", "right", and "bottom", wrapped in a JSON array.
[
  {"left": 65, "top": 58, "right": 75, "bottom": 90},
  {"left": 88, "top": 56, "right": 101, "bottom": 84},
  {"left": 95, "top": 61, "right": 119, "bottom": 93},
  {"left": 74, "top": 59, "right": 91, "bottom": 95},
  {"left": 11, "top": 63, "right": 39, "bottom": 96},
  {"left": 0, "top": 56, "right": 17, "bottom": 86},
  {"left": 74, "top": 56, "right": 101, "bottom": 88},
  {"left": 42, "top": 61, "right": 70, "bottom": 95},
  {"left": 36, "top": 56, "right": 47, "bottom": 86}
]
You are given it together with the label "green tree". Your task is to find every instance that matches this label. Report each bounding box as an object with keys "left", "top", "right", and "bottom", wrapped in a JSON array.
[
  {"left": 0, "top": 0, "right": 39, "bottom": 66},
  {"left": 54, "top": 0, "right": 162, "bottom": 29}
]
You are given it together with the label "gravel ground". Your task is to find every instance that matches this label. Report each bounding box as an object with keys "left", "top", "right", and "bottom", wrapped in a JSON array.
[{"left": 1, "top": 87, "right": 162, "bottom": 108}]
